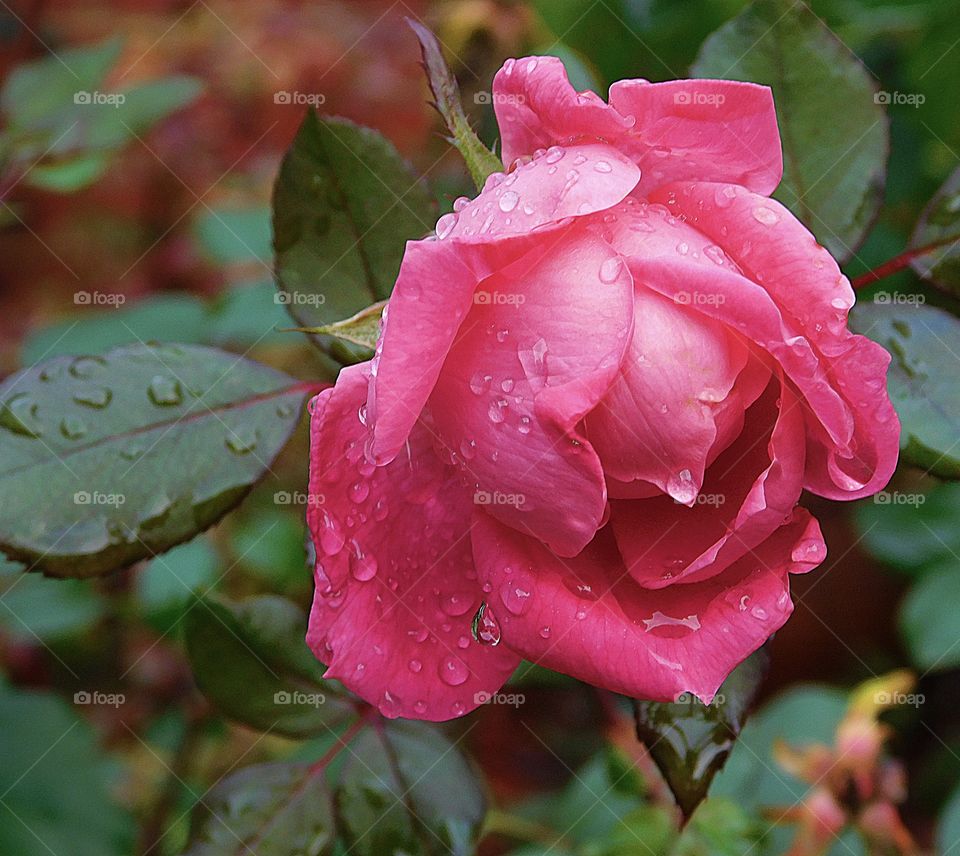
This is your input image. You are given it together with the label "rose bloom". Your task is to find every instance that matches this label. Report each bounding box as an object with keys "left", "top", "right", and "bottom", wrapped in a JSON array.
[{"left": 305, "top": 57, "right": 900, "bottom": 721}]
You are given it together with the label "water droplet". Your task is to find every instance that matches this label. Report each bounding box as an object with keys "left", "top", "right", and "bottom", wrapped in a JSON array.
[
  {"left": 518, "top": 416, "right": 532, "bottom": 435},
  {"left": 225, "top": 427, "right": 258, "bottom": 454},
  {"left": 349, "top": 480, "right": 370, "bottom": 503},
  {"left": 69, "top": 356, "right": 107, "bottom": 379},
  {"left": 594, "top": 159, "right": 613, "bottom": 173},
  {"left": 349, "top": 539, "right": 378, "bottom": 581},
  {"left": 472, "top": 602, "right": 502, "bottom": 646},
  {"left": 453, "top": 196, "right": 470, "bottom": 212},
  {"left": 488, "top": 398, "right": 508, "bottom": 424},
  {"left": 642, "top": 611, "right": 701, "bottom": 633},
  {"left": 539, "top": 625, "right": 551, "bottom": 638},
  {"left": 408, "top": 659, "right": 422, "bottom": 673},
  {"left": 703, "top": 244, "right": 726, "bottom": 265},
  {"left": 676, "top": 241, "right": 689, "bottom": 255},
  {"left": 498, "top": 190, "right": 519, "bottom": 212},
  {"left": 499, "top": 579, "right": 532, "bottom": 615},
  {"left": 599, "top": 256, "right": 624, "bottom": 283},
  {"left": 318, "top": 510, "right": 346, "bottom": 555},
  {"left": 751, "top": 606, "right": 769, "bottom": 620},
  {"left": 441, "top": 591, "right": 473, "bottom": 617},
  {"left": 545, "top": 146, "right": 564, "bottom": 164},
  {"left": 373, "top": 497, "right": 389, "bottom": 521},
  {"left": 752, "top": 206, "right": 779, "bottom": 226},
  {"left": 436, "top": 212, "right": 457, "bottom": 239},
  {"left": 496, "top": 328, "right": 509, "bottom": 343},
  {"left": 59, "top": 415, "right": 87, "bottom": 440},
  {"left": 439, "top": 656, "right": 470, "bottom": 686},
  {"left": 147, "top": 376, "right": 183, "bottom": 406},
  {"left": 0, "top": 393, "right": 43, "bottom": 438},
  {"left": 72, "top": 387, "right": 112, "bottom": 409},
  {"left": 459, "top": 438, "right": 477, "bottom": 460},
  {"left": 470, "top": 372, "right": 492, "bottom": 395},
  {"left": 714, "top": 185, "right": 737, "bottom": 208}
]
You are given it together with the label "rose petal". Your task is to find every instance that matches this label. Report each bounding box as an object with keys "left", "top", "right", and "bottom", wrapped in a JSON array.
[
  {"left": 607, "top": 79, "right": 782, "bottom": 195},
  {"left": 428, "top": 224, "right": 634, "bottom": 556},
  {"left": 307, "top": 364, "right": 520, "bottom": 721},
  {"left": 611, "top": 377, "right": 808, "bottom": 589},
  {"left": 648, "top": 181, "right": 900, "bottom": 500},
  {"left": 471, "top": 507, "right": 824, "bottom": 703}
]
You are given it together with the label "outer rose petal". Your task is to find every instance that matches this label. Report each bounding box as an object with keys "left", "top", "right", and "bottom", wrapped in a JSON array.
[
  {"left": 493, "top": 56, "right": 633, "bottom": 166},
  {"left": 648, "top": 181, "right": 900, "bottom": 500},
  {"left": 611, "top": 378, "right": 810, "bottom": 589},
  {"left": 429, "top": 224, "right": 634, "bottom": 557},
  {"left": 307, "top": 364, "right": 520, "bottom": 721},
  {"left": 607, "top": 79, "right": 782, "bottom": 196},
  {"left": 582, "top": 286, "right": 750, "bottom": 504},
  {"left": 472, "top": 507, "right": 825, "bottom": 703},
  {"left": 369, "top": 147, "right": 640, "bottom": 466},
  {"left": 492, "top": 57, "right": 782, "bottom": 195}
]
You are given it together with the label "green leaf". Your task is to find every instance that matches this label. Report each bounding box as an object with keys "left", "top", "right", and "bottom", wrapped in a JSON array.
[
  {"left": 136, "top": 537, "right": 220, "bottom": 630},
  {"left": 0, "top": 682, "right": 134, "bottom": 856},
  {"left": 909, "top": 164, "right": 960, "bottom": 291},
  {"left": 938, "top": 782, "right": 960, "bottom": 856},
  {"left": 633, "top": 647, "right": 769, "bottom": 819},
  {"left": 674, "top": 799, "right": 761, "bottom": 856},
  {"left": 899, "top": 562, "right": 960, "bottom": 672},
  {"left": 193, "top": 205, "right": 273, "bottom": 267},
  {"left": 854, "top": 481, "right": 960, "bottom": 575},
  {"left": 286, "top": 300, "right": 385, "bottom": 352},
  {"left": 692, "top": 0, "right": 888, "bottom": 261},
  {"left": 0, "top": 343, "right": 309, "bottom": 577},
  {"left": 407, "top": 19, "right": 503, "bottom": 189},
  {"left": 850, "top": 302, "right": 960, "bottom": 478},
  {"left": 337, "top": 721, "right": 486, "bottom": 856},
  {"left": 182, "top": 761, "right": 335, "bottom": 856},
  {"left": 272, "top": 111, "right": 434, "bottom": 351},
  {"left": 183, "top": 593, "right": 354, "bottom": 738},
  {"left": 26, "top": 151, "right": 110, "bottom": 192}
]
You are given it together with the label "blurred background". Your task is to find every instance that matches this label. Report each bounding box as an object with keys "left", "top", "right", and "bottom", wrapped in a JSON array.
[{"left": 1, "top": 1, "right": 959, "bottom": 854}]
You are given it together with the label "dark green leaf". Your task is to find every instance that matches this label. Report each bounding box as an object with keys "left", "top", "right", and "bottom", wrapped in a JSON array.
[
  {"left": 633, "top": 647, "right": 769, "bottom": 819},
  {"left": 407, "top": 19, "right": 502, "bottom": 189},
  {"left": 0, "top": 343, "right": 308, "bottom": 577},
  {"left": 136, "top": 537, "right": 220, "bottom": 630},
  {"left": 899, "top": 562, "right": 960, "bottom": 672},
  {"left": 850, "top": 302, "right": 960, "bottom": 477},
  {"left": 854, "top": 481, "right": 960, "bottom": 574},
  {"left": 692, "top": 0, "right": 888, "bottom": 261},
  {"left": 183, "top": 593, "right": 353, "bottom": 738},
  {"left": 182, "top": 761, "right": 335, "bottom": 856},
  {"left": 272, "top": 111, "right": 434, "bottom": 352},
  {"left": 0, "top": 682, "right": 134, "bottom": 856},
  {"left": 336, "top": 721, "right": 486, "bottom": 856},
  {"left": 909, "top": 165, "right": 960, "bottom": 291}
]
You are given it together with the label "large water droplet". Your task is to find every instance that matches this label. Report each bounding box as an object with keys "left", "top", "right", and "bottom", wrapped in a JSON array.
[
  {"left": 544, "top": 146, "right": 564, "bottom": 164},
  {"left": 349, "top": 480, "right": 370, "bottom": 503},
  {"left": 349, "top": 539, "right": 378, "bottom": 581},
  {"left": 436, "top": 212, "right": 457, "bottom": 239},
  {"left": 472, "top": 602, "right": 502, "bottom": 646},
  {"left": 642, "top": 610, "right": 701, "bottom": 633},
  {"left": 751, "top": 206, "right": 779, "bottom": 226},
  {"left": 599, "top": 256, "right": 624, "bottom": 283},
  {"left": 69, "top": 356, "right": 107, "bottom": 379},
  {"left": 72, "top": 387, "right": 112, "bottom": 409},
  {"left": 318, "top": 510, "right": 346, "bottom": 555},
  {"left": 499, "top": 579, "right": 532, "bottom": 616},
  {"left": 439, "top": 656, "right": 470, "bottom": 686},
  {"left": 498, "top": 190, "right": 519, "bottom": 212},
  {"left": 148, "top": 376, "right": 183, "bottom": 406}
]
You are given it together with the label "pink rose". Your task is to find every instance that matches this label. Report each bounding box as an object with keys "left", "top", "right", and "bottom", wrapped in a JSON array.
[{"left": 306, "top": 58, "right": 900, "bottom": 721}]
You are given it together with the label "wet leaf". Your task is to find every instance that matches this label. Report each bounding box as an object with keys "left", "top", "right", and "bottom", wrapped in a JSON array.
[
  {"left": 184, "top": 593, "right": 354, "bottom": 738},
  {"left": 0, "top": 343, "right": 309, "bottom": 577},
  {"left": 272, "top": 111, "right": 434, "bottom": 359},
  {"left": 632, "top": 648, "right": 770, "bottom": 819},
  {"left": 850, "top": 302, "right": 960, "bottom": 478},
  {"left": 407, "top": 19, "right": 503, "bottom": 189},
  {"left": 692, "top": 0, "right": 888, "bottom": 261},
  {"left": 182, "top": 761, "right": 335, "bottom": 856},
  {"left": 909, "top": 164, "right": 960, "bottom": 292}
]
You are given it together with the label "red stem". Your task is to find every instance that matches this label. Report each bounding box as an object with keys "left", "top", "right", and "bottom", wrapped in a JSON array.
[{"left": 852, "top": 232, "right": 960, "bottom": 289}]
